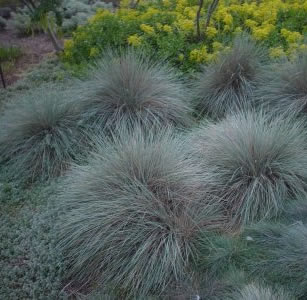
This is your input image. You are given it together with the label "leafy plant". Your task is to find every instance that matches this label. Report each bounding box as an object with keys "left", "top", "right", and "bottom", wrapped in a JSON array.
[
  {"left": 192, "top": 35, "right": 264, "bottom": 119},
  {"left": 62, "top": 0, "right": 307, "bottom": 71},
  {"left": 0, "top": 85, "right": 88, "bottom": 182},
  {"left": 76, "top": 50, "right": 192, "bottom": 130},
  {"left": 57, "top": 127, "right": 223, "bottom": 298},
  {"left": 186, "top": 111, "right": 307, "bottom": 225}
]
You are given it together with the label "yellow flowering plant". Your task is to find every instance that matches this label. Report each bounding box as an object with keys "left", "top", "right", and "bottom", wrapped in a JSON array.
[{"left": 62, "top": 0, "right": 307, "bottom": 72}]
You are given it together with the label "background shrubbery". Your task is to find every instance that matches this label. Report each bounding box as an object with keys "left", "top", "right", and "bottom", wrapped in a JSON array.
[
  {"left": 7, "top": 0, "right": 113, "bottom": 36},
  {"left": 62, "top": 0, "right": 307, "bottom": 72}
]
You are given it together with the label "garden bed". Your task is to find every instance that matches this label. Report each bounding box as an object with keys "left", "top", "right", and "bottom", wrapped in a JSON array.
[{"left": 1, "top": 1, "right": 307, "bottom": 299}]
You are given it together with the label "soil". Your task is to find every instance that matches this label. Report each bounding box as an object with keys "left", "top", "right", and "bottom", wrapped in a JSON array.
[{"left": 0, "top": 25, "right": 55, "bottom": 86}]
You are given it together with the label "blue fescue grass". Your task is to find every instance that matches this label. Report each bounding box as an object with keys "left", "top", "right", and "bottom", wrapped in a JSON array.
[
  {"left": 256, "top": 52, "right": 307, "bottom": 116},
  {"left": 76, "top": 49, "right": 193, "bottom": 131},
  {"left": 57, "top": 126, "right": 224, "bottom": 298},
  {"left": 186, "top": 110, "right": 307, "bottom": 225},
  {"left": 192, "top": 35, "right": 265, "bottom": 119},
  {"left": 232, "top": 283, "right": 295, "bottom": 300},
  {"left": 0, "top": 85, "right": 90, "bottom": 183},
  {"left": 244, "top": 222, "right": 307, "bottom": 299}
]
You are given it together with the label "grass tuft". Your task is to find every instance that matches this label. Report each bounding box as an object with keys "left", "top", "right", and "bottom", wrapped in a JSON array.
[
  {"left": 0, "top": 85, "right": 88, "bottom": 182},
  {"left": 232, "top": 283, "right": 295, "bottom": 300},
  {"left": 246, "top": 222, "right": 307, "bottom": 298},
  {"left": 57, "top": 126, "right": 223, "bottom": 298},
  {"left": 77, "top": 49, "right": 192, "bottom": 130},
  {"left": 256, "top": 52, "right": 307, "bottom": 115},
  {"left": 192, "top": 35, "right": 264, "bottom": 119},
  {"left": 187, "top": 110, "right": 307, "bottom": 224}
]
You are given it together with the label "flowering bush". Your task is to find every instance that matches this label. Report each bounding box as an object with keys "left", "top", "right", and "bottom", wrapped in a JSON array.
[{"left": 62, "top": 0, "right": 307, "bottom": 72}]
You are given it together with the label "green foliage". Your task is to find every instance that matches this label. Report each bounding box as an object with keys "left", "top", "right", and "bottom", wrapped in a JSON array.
[
  {"left": 187, "top": 111, "right": 307, "bottom": 225},
  {"left": 76, "top": 50, "right": 193, "bottom": 130},
  {"left": 57, "top": 127, "right": 223, "bottom": 298},
  {"left": 61, "top": 0, "right": 307, "bottom": 72},
  {"left": 31, "top": 0, "right": 63, "bottom": 26},
  {"left": 276, "top": 7, "right": 307, "bottom": 33},
  {"left": 0, "top": 85, "right": 89, "bottom": 183},
  {"left": 192, "top": 35, "right": 265, "bottom": 119},
  {"left": 61, "top": 0, "right": 113, "bottom": 32},
  {"left": 0, "top": 45, "right": 22, "bottom": 63},
  {"left": 9, "top": 7, "right": 41, "bottom": 35},
  {"left": 61, "top": 5, "right": 203, "bottom": 72}
]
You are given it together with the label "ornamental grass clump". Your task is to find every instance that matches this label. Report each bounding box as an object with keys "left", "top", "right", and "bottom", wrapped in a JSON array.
[
  {"left": 232, "top": 284, "right": 295, "bottom": 300},
  {"left": 0, "top": 86, "right": 87, "bottom": 182},
  {"left": 187, "top": 111, "right": 307, "bottom": 225},
  {"left": 77, "top": 50, "right": 192, "bottom": 130},
  {"left": 247, "top": 223, "right": 307, "bottom": 298},
  {"left": 192, "top": 35, "right": 264, "bottom": 119},
  {"left": 256, "top": 52, "right": 307, "bottom": 115},
  {"left": 57, "top": 127, "right": 223, "bottom": 298}
]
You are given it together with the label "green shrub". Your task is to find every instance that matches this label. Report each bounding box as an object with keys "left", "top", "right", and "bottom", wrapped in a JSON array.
[
  {"left": 62, "top": 0, "right": 307, "bottom": 72},
  {"left": 8, "top": 0, "right": 113, "bottom": 35},
  {"left": 0, "top": 85, "right": 89, "bottom": 183},
  {"left": 76, "top": 50, "right": 192, "bottom": 130},
  {"left": 8, "top": 7, "right": 40, "bottom": 35},
  {"left": 57, "top": 127, "right": 223, "bottom": 298},
  {"left": 192, "top": 35, "right": 265, "bottom": 119},
  {"left": 256, "top": 52, "right": 307, "bottom": 116},
  {"left": 187, "top": 111, "right": 307, "bottom": 225}
]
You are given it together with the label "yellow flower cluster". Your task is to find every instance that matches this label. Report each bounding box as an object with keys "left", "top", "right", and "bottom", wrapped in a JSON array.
[
  {"left": 189, "top": 46, "right": 219, "bottom": 64},
  {"left": 89, "top": 8, "right": 112, "bottom": 23},
  {"left": 89, "top": 47, "right": 100, "bottom": 57},
  {"left": 206, "top": 27, "right": 218, "bottom": 39},
  {"left": 281, "top": 29, "right": 303, "bottom": 44},
  {"left": 63, "top": 0, "right": 307, "bottom": 69},
  {"left": 175, "top": 18, "right": 194, "bottom": 33},
  {"left": 269, "top": 46, "right": 285, "bottom": 58},
  {"left": 127, "top": 34, "right": 142, "bottom": 47},
  {"left": 140, "top": 24, "right": 155, "bottom": 35},
  {"left": 190, "top": 46, "right": 209, "bottom": 63},
  {"left": 163, "top": 24, "right": 172, "bottom": 33},
  {"left": 252, "top": 24, "right": 275, "bottom": 41}
]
